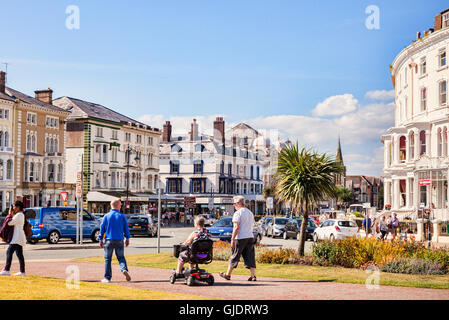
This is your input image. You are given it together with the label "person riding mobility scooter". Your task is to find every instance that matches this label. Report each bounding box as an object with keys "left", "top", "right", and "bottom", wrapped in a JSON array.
[{"left": 170, "top": 216, "right": 214, "bottom": 286}]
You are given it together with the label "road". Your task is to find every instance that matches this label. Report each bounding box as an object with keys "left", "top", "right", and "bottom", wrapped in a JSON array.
[{"left": 0, "top": 226, "right": 312, "bottom": 261}]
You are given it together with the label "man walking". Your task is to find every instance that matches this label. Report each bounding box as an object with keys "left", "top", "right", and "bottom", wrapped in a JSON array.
[
  {"left": 391, "top": 213, "right": 399, "bottom": 238},
  {"left": 99, "top": 199, "right": 131, "bottom": 283},
  {"left": 379, "top": 216, "right": 388, "bottom": 240},
  {"left": 219, "top": 196, "right": 257, "bottom": 281},
  {"left": 362, "top": 213, "right": 372, "bottom": 237}
]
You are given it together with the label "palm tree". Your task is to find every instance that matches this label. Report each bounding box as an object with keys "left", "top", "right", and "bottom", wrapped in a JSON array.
[
  {"left": 274, "top": 142, "right": 343, "bottom": 256},
  {"left": 336, "top": 186, "right": 353, "bottom": 211}
]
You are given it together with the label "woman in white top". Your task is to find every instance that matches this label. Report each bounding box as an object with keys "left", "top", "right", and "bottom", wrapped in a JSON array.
[{"left": 0, "top": 201, "right": 26, "bottom": 276}]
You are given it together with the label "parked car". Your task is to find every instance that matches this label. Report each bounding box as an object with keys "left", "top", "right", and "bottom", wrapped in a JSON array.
[
  {"left": 266, "top": 217, "right": 289, "bottom": 238},
  {"left": 283, "top": 218, "right": 317, "bottom": 241},
  {"left": 202, "top": 214, "right": 217, "bottom": 227},
  {"left": 258, "top": 216, "right": 273, "bottom": 236},
  {"left": 127, "top": 215, "right": 158, "bottom": 237},
  {"left": 25, "top": 207, "right": 101, "bottom": 244},
  {"left": 207, "top": 217, "right": 263, "bottom": 244},
  {"left": 313, "top": 219, "right": 359, "bottom": 242}
]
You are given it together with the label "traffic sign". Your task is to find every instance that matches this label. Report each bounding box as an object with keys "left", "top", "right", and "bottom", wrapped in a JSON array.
[
  {"left": 60, "top": 192, "right": 68, "bottom": 203},
  {"left": 184, "top": 197, "right": 196, "bottom": 209},
  {"left": 76, "top": 172, "right": 82, "bottom": 198},
  {"left": 266, "top": 197, "right": 274, "bottom": 210}
]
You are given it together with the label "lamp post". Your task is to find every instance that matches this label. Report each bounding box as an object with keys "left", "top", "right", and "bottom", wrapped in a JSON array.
[{"left": 125, "top": 144, "right": 140, "bottom": 214}]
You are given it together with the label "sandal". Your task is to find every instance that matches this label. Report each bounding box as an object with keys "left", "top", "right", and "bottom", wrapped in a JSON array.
[
  {"left": 219, "top": 272, "right": 231, "bottom": 280},
  {"left": 248, "top": 276, "right": 257, "bottom": 281}
]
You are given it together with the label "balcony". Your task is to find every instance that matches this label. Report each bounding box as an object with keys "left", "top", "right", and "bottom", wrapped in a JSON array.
[
  {"left": 0, "top": 147, "right": 14, "bottom": 153},
  {"left": 45, "top": 152, "right": 63, "bottom": 157}
]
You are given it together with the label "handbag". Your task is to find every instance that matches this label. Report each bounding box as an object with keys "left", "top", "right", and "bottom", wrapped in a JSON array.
[{"left": 23, "top": 219, "right": 33, "bottom": 238}]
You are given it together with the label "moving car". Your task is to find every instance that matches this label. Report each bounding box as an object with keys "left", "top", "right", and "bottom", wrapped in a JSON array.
[
  {"left": 266, "top": 217, "right": 289, "bottom": 238},
  {"left": 25, "top": 207, "right": 101, "bottom": 244},
  {"left": 207, "top": 217, "right": 263, "bottom": 244},
  {"left": 313, "top": 219, "right": 359, "bottom": 242},
  {"left": 283, "top": 218, "right": 317, "bottom": 241},
  {"left": 128, "top": 215, "right": 158, "bottom": 237}
]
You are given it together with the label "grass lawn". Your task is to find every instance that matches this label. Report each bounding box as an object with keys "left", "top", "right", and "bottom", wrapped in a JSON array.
[
  {"left": 77, "top": 253, "right": 449, "bottom": 290},
  {"left": 0, "top": 274, "right": 208, "bottom": 300}
]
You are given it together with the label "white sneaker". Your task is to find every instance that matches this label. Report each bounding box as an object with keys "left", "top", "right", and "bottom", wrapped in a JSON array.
[
  {"left": 13, "top": 272, "right": 26, "bottom": 277},
  {"left": 0, "top": 271, "right": 10, "bottom": 276},
  {"left": 122, "top": 270, "right": 131, "bottom": 281},
  {"left": 101, "top": 278, "right": 111, "bottom": 283}
]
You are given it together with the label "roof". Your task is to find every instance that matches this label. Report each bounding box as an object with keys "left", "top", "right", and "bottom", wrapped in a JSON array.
[
  {"left": 0, "top": 92, "right": 14, "bottom": 102},
  {"left": 5, "top": 87, "right": 68, "bottom": 113},
  {"left": 53, "top": 96, "right": 150, "bottom": 127}
]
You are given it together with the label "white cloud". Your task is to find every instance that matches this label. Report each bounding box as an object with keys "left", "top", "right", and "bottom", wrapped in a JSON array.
[
  {"left": 365, "top": 89, "right": 395, "bottom": 101},
  {"left": 311, "top": 94, "right": 358, "bottom": 117}
]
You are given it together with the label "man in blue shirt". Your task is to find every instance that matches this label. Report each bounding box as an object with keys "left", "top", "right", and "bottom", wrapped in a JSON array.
[
  {"left": 362, "top": 214, "right": 372, "bottom": 236},
  {"left": 99, "top": 199, "right": 131, "bottom": 283}
]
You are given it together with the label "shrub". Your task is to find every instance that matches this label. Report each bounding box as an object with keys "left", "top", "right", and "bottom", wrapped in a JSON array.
[
  {"left": 381, "top": 258, "right": 445, "bottom": 275},
  {"left": 257, "top": 247, "right": 297, "bottom": 264}
]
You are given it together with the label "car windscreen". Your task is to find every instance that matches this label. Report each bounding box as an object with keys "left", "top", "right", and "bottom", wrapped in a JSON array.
[
  {"left": 274, "top": 218, "right": 288, "bottom": 225},
  {"left": 296, "top": 219, "right": 316, "bottom": 227},
  {"left": 128, "top": 217, "right": 148, "bottom": 225},
  {"left": 338, "top": 220, "right": 357, "bottom": 227},
  {"left": 213, "top": 219, "right": 233, "bottom": 227}
]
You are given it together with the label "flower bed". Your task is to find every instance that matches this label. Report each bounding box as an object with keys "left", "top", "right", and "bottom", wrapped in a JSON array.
[{"left": 212, "top": 239, "right": 449, "bottom": 275}]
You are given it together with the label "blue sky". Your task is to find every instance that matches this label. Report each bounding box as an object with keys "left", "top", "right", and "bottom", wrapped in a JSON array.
[{"left": 1, "top": 0, "right": 448, "bottom": 176}]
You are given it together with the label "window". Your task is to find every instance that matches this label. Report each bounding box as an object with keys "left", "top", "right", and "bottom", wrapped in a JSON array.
[
  {"left": 148, "top": 136, "right": 154, "bottom": 146},
  {"left": 112, "top": 130, "right": 118, "bottom": 140},
  {"left": 147, "top": 153, "right": 153, "bottom": 167},
  {"left": 112, "top": 147, "right": 118, "bottom": 162},
  {"left": 102, "top": 145, "right": 108, "bottom": 162},
  {"left": 58, "top": 164, "right": 63, "bottom": 182},
  {"left": 420, "top": 130, "right": 426, "bottom": 156},
  {"left": 409, "top": 132, "right": 415, "bottom": 160},
  {"left": 228, "top": 163, "right": 232, "bottom": 176},
  {"left": 147, "top": 175, "right": 153, "bottom": 189},
  {"left": 96, "top": 127, "right": 103, "bottom": 137},
  {"left": 420, "top": 58, "right": 427, "bottom": 75},
  {"left": 46, "top": 116, "right": 59, "bottom": 129},
  {"left": 421, "top": 87, "right": 427, "bottom": 111},
  {"left": 103, "top": 172, "right": 108, "bottom": 188},
  {"left": 47, "top": 164, "right": 55, "bottom": 182},
  {"left": 125, "top": 132, "right": 131, "bottom": 142},
  {"left": 444, "top": 128, "right": 448, "bottom": 157},
  {"left": 111, "top": 172, "right": 116, "bottom": 188},
  {"left": 27, "top": 112, "right": 37, "bottom": 125},
  {"left": 6, "top": 160, "right": 12, "bottom": 180},
  {"left": 170, "top": 161, "right": 180, "bottom": 174},
  {"left": 440, "top": 80, "right": 447, "bottom": 105},
  {"left": 29, "top": 163, "right": 35, "bottom": 182},
  {"left": 136, "top": 134, "right": 142, "bottom": 144},
  {"left": 0, "top": 108, "right": 9, "bottom": 120},
  {"left": 193, "top": 160, "right": 203, "bottom": 174},
  {"left": 438, "top": 128, "right": 443, "bottom": 157},
  {"left": 440, "top": 50, "right": 447, "bottom": 68},
  {"left": 444, "top": 13, "right": 449, "bottom": 28}
]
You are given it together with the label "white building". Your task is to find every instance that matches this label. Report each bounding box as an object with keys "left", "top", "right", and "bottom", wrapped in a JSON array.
[
  {"left": 382, "top": 9, "right": 449, "bottom": 219},
  {"left": 159, "top": 117, "right": 267, "bottom": 215}
]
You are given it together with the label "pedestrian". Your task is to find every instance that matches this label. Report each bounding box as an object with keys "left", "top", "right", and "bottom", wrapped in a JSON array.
[
  {"left": 99, "top": 199, "right": 131, "bottom": 283},
  {"left": 219, "top": 196, "right": 256, "bottom": 282},
  {"left": 379, "top": 216, "right": 388, "bottom": 240},
  {"left": 362, "top": 213, "right": 372, "bottom": 236},
  {"left": 0, "top": 201, "right": 27, "bottom": 276},
  {"left": 391, "top": 213, "right": 399, "bottom": 238},
  {"left": 176, "top": 211, "right": 180, "bottom": 223}
]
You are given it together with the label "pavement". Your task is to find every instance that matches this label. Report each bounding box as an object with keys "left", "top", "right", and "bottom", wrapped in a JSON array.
[{"left": 15, "top": 260, "right": 449, "bottom": 300}]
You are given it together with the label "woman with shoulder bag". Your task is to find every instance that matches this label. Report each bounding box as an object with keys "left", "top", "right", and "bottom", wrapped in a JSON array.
[{"left": 0, "top": 201, "right": 26, "bottom": 276}]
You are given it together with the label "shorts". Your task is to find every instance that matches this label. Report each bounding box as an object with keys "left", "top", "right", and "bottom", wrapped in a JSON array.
[{"left": 229, "top": 238, "right": 256, "bottom": 269}]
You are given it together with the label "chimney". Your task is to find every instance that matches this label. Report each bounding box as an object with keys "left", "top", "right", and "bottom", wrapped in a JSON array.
[
  {"left": 0, "top": 71, "right": 5, "bottom": 94},
  {"left": 213, "top": 117, "right": 225, "bottom": 143},
  {"left": 435, "top": 13, "right": 442, "bottom": 31},
  {"left": 34, "top": 88, "right": 53, "bottom": 105},
  {"left": 190, "top": 119, "right": 199, "bottom": 141},
  {"left": 162, "top": 121, "right": 172, "bottom": 142}
]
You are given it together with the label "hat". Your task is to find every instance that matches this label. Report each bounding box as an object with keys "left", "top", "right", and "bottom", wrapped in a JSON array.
[{"left": 233, "top": 196, "right": 245, "bottom": 204}]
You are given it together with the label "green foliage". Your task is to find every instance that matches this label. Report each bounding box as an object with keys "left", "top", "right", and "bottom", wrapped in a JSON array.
[
  {"left": 352, "top": 211, "right": 364, "bottom": 218},
  {"left": 381, "top": 258, "right": 445, "bottom": 275}
]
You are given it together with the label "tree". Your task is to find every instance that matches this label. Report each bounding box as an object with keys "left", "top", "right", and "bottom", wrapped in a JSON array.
[
  {"left": 336, "top": 186, "right": 353, "bottom": 211},
  {"left": 274, "top": 142, "right": 343, "bottom": 256}
]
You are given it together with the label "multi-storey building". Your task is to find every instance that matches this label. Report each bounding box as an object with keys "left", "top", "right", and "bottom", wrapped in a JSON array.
[
  {"left": 0, "top": 73, "right": 74, "bottom": 208},
  {"left": 53, "top": 97, "right": 161, "bottom": 213},
  {"left": 382, "top": 9, "right": 449, "bottom": 219},
  {"left": 159, "top": 117, "right": 266, "bottom": 215},
  {"left": 0, "top": 72, "right": 15, "bottom": 212},
  {"left": 345, "top": 175, "right": 383, "bottom": 209}
]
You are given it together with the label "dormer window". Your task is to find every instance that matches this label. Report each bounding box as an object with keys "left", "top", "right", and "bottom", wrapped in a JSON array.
[{"left": 443, "top": 12, "right": 449, "bottom": 28}]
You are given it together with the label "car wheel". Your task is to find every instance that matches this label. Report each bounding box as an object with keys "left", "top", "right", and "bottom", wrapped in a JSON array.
[
  {"left": 283, "top": 231, "right": 288, "bottom": 240},
  {"left": 329, "top": 234, "right": 335, "bottom": 242},
  {"left": 91, "top": 229, "right": 100, "bottom": 243},
  {"left": 71, "top": 238, "right": 77, "bottom": 243},
  {"left": 186, "top": 276, "right": 194, "bottom": 286},
  {"left": 206, "top": 276, "right": 214, "bottom": 286},
  {"left": 169, "top": 274, "right": 176, "bottom": 284},
  {"left": 313, "top": 233, "right": 318, "bottom": 243},
  {"left": 47, "top": 231, "right": 60, "bottom": 244}
]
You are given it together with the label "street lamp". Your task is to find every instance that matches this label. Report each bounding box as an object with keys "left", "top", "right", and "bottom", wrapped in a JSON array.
[{"left": 125, "top": 144, "right": 140, "bottom": 214}]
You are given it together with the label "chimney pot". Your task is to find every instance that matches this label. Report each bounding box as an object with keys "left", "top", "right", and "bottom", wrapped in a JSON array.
[
  {"left": 34, "top": 88, "right": 53, "bottom": 105},
  {"left": 163, "top": 120, "right": 172, "bottom": 142},
  {"left": 0, "top": 71, "right": 5, "bottom": 94}
]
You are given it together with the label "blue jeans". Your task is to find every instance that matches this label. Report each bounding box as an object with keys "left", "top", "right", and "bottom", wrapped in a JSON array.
[{"left": 104, "top": 240, "right": 128, "bottom": 280}]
